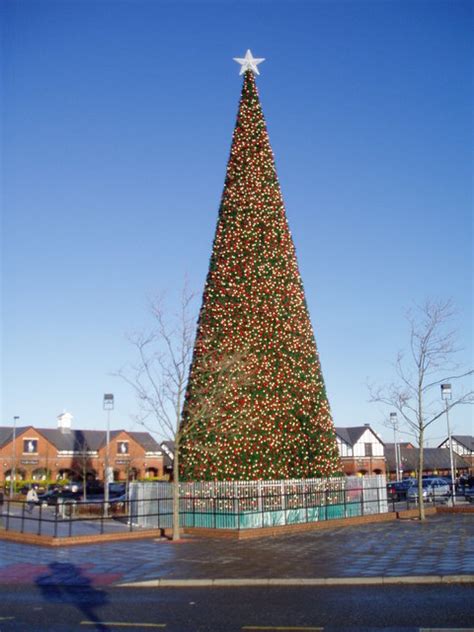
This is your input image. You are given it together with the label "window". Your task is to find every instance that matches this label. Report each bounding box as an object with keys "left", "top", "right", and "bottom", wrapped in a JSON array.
[
  {"left": 23, "top": 439, "right": 38, "bottom": 454},
  {"left": 364, "top": 443, "right": 373, "bottom": 457},
  {"left": 117, "top": 441, "right": 129, "bottom": 455}
]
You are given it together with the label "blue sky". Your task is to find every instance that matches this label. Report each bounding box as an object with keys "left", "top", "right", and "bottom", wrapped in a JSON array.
[{"left": 2, "top": 0, "right": 472, "bottom": 447}]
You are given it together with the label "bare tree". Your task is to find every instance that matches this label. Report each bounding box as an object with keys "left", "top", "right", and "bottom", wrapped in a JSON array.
[
  {"left": 71, "top": 436, "right": 95, "bottom": 502},
  {"left": 369, "top": 299, "right": 473, "bottom": 520},
  {"left": 116, "top": 286, "right": 251, "bottom": 540}
]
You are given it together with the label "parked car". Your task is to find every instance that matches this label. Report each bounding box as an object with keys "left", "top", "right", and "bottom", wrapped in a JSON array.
[
  {"left": 386, "top": 479, "right": 415, "bottom": 501},
  {"left": 63, "top": 480, "right": 109, "bottom": 494},
  {"left": 37, "top": 489, "right": 82, "bottom": 506},
  {"left": 438, "top": 477, "right": 455, "bottom": 490},
  {"left": 63, "top": 481, "right": 82, "bottom": 493},
  {"left": 406, "top": 477, "right": 451, "bottom": 502},
  {"left": 81, "top": 491, "right": 127, "bottom": 504},
  {"left": 83, "top": 483, "right": 126, "bottom": 500},
  {"left": 464, "top": 487, "right": 474, "bottom": 503},
  {"left": 109, "top": 483, "right": 126, "bottom": 496},
  {"left": 19, "top": 484, "right": 43, "bottom": 495},
  {"left": 87, "top": 481, "right": 105, "bottom": 495}
]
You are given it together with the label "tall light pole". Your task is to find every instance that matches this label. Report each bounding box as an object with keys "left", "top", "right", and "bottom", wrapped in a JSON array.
[
  {"left": 10, "top": 416, "right": 19, "bottom": 497},
  {"left": 103, "top": 394, "right": 114, "bottom": 515},
  {"left": 390, "top": 412, "right": 401, "bottom": 482},
  {"left": 441, "top": 383, "right": 456, "bottom": 505}
]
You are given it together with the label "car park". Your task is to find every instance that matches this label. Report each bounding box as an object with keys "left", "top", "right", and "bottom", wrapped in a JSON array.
[
  {"left": 37, "top": 488, "right": 82, "bottom": 506},
  {"left": 109, "top": 483, "right": 126, "bottom": 495},
  {"left": 464, "top": 487, "right": 474, "bottom": 503},
  {"left": 406, "top": 477, "right": 451, "bottom": 502},
  {"left": 67, "top": 482, "right": 82, "bottom": 493},
  {"left": 386, "top": 479, "right": 415, "bottom": 501},
  {"left": 19, "top": 484, "right": 44, "bottom": 495}
]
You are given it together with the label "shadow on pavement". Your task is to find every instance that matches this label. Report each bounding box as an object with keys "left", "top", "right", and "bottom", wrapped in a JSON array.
[{"left": 35, "top": 562, "right": 109, "bottom": 631}]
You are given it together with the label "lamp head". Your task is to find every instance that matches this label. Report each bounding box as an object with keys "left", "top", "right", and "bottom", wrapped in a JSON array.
[
  {"left": 103, "top": 393, "right": 114, "bottom": 411},
  {"left": 440, "top": 384, "right": 452, "bottom": 400}
]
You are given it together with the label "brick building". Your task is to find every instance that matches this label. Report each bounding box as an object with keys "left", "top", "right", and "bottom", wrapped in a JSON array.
[
  {"left": 0, "top": 414, "right": 165, "bottom": 483},
  {"left": 385, "top": 443, "right": 470, "bottom": 480},
  {"left": 334, "top": 425, "right": 386, "bottom": 476},
  {"left": 438, "top": 435, "right": 473, "bottom": 475}
]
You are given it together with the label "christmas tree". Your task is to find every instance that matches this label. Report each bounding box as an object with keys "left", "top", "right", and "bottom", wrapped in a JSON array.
[{"left": 179, "top": 51, "right": 340, "bottom": 481}]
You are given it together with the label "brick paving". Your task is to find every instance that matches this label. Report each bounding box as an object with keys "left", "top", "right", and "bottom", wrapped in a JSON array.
[
  {"left": 0, "top": 513, "right": 472, "bottom": 586},
  {"left": 0, "top": 502, "right": 133, "bottom": 538}
]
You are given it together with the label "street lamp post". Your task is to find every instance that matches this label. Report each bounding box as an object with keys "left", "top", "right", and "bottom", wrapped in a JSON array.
[
  {"left": 390, "top": 412, "right": 401, "bottom": 482},
  {"left": 103, "top": 394, "right": 114, "bottom": 515},
  {"left": 441, "top": 383, "right": 456, "bottom": 505},
  {"left": 10, "top": 416, "right": 19, "bottom": 497}
]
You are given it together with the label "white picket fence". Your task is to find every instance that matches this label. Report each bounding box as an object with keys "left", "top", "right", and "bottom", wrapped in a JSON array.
[{"left": 128, "top": 475, "right": 388, "bottom": 530}]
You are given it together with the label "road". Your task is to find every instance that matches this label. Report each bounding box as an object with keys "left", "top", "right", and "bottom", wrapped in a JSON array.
[{"left": 0, "top": 584, "right": 472, "bottom": 631}]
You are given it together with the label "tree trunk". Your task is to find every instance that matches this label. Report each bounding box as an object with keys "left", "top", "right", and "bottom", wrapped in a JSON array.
[
  {"left": 83, "top": 458, "right": 87, "bottom": 502},
  {"left": 171, "top": 446, "right": 180, "bottom": 541},
  {"left": 418, "top": 427, "right": 425, "bottom": 521}
]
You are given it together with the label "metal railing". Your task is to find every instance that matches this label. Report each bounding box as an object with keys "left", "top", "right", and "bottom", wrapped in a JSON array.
[
  {"left": 386, "top": 481, "right": 460, "bottom": 513},
  {"left": 1, "top": 478, "right": 464, "bottom": 539},
  {"left": 128, "top": 476, "right": 389, "bottom": 531},
  {"left": 0, "top": 496, "right": 141, "bottom": 538}
]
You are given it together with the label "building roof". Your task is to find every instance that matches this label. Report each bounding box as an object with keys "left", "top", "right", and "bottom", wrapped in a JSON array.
[
  {"left": 37, "top": 429, "right": 109, "bottom": 451},
  {"left": 385, "top": 445, "right": 470, "bottom": 472},
  {"left": 0, "top": 426, "right": 34, "bottom": 448},
  {"left": 385, "top": 442, "right": 416, "bottom": 449},
  {"left": 0, "top": 426, "right": 161, "bottom": 453},
  {"left": 160, "top": 441, "right": 175, "bottom": 468},
  {"left": 446, "top": 435, "right": 474, "bottom": 452},
  {"left": 128, "top": 431, "right": 161, "bottom": 452},
  {"left": 0, "top": 426, "right": 15, "bottom": 448},
  {"left": 335, "top": 425, "right": 384, "bottom": 447}
]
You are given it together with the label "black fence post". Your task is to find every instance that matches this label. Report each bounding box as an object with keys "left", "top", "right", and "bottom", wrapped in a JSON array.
[
  {"left": 21, "top": 501, "right": 25, "bottom": 534},
  {"left": 54, "top": 503, "right": 58, "bottom": 538},
  {"left": 100, "top": 502, "right": 105, "bottom": 535},
  {"left": 5, "top": 499, "right": 10, "bottom": 531},
  {"left": 234, "top": 493, "right": 238, "bottom": 531},
  {"left": 127, "top": 499, "right": 131, "bottom": 532},
  {"left": 68, "top": 504, "right": 73, "bottom": 537},
  {"left": 37, "top": 502, "right": 43, "bottom": 536}
]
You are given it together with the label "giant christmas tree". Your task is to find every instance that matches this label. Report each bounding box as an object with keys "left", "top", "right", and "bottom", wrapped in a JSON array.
[{"left": 179, "top": 51, "right": 340, "bottom": 481}]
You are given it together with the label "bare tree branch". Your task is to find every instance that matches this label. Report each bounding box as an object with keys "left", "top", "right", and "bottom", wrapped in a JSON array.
[
  {"left": 113, "top": 283, "right": 252, "bottom": 540},
  {"left": 368, "top": 298, "right": 472, "bottom": 521}
]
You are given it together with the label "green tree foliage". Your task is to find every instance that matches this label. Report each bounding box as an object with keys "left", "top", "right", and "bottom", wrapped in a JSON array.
[{"left": 180, "top": 71, "right": 340, "bottom": 480}]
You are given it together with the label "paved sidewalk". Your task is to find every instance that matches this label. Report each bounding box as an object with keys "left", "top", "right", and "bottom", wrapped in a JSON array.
[
  {"left": 0, "top": 502, "right": 133, "bottom": 537},
  {"left": 0, "top": 513, "right": 472, "bottom": 587}
]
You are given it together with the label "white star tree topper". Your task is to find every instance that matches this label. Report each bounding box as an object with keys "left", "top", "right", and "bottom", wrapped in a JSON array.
[{"left": 233, "top": 49, "right": 265, "bottom": 75}]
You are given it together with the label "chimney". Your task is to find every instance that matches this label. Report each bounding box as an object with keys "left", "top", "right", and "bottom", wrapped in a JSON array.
[{"left": 57, "top": 411, "right": 73, "bottom": 433}]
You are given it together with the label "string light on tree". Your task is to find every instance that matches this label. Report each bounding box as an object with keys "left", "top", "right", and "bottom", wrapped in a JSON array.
[{"left": 179, "top": 52, "right": 340, "bottom": 481}]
